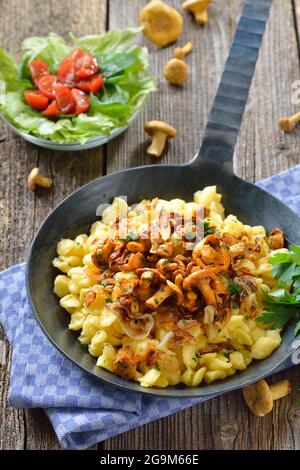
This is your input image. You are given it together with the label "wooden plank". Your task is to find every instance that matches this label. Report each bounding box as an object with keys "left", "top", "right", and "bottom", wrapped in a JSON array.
[
  {"left": 233, "top": 0, "right": 300, "bottom": 447},
  {"left": 105, "top": 0, "right": 244, "bottom": 451},
  {"left": 106, "top": 0, "right": 244, "bottom": 172},
  {"left": 105, "top": 0, "right": 300, "bottom": 451},
  {"left": 0, "top": 0, "right": 107, "bottom": 450},
  {"left": 235, "top": 0, "right": 300, "bottom": 181}
]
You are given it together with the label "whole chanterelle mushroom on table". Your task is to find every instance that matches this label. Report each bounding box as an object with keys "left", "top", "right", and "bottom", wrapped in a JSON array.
[
  {"left": 27, "top": 167, "right": 52, "bottom": 191},
  {"left": 182, "top": 0, "right": 213, "bottom": 25},
  {"left": 164, "top": 41, "right": 193, "bottom": 85},
  {"left": 163, "top": 58, "right": 189, "bottom": 85},
  {"left": 279, "top": 112, "right": 300, "bottom": 133},
  {"left": 174, "top": 41, "right": 193, "bottom": 60},
  {"left": 139, "top": 0, "right": 183, "bottom": 47},
  {"left": 144, "top": 120, "right": 177, "bottom": 157},
  {"left": 243, "top": 379, "right": 291, "bottom": 417}
]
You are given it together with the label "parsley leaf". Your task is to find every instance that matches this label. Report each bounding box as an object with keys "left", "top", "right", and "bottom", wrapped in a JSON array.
[
  {"left": 257, "top": 302, "right": 298, "bottom": 329},
  {"left": 228, "top": 280, "right": 243, "bottom": 301},
  {"left": 121, "top": 230, "right": 138, "bottom": 242},
  {"left": 258, "top": 247, "right": 300, "bottom": 335},
  {"left": 269, "top": 246, "right": 300, "bottom": 285},
  {"left": 204, "top": 220, "right": 215, "bottom": 237}
]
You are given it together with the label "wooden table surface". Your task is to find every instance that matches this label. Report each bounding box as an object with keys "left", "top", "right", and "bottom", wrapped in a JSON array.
[{"left": 1, "top": 0, "right": 300, "bottom": 450}]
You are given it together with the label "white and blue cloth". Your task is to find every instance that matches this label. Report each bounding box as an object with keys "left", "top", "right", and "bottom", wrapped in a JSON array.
[{"left": 1, "top": 165, "right": 300, "bottom": 450}]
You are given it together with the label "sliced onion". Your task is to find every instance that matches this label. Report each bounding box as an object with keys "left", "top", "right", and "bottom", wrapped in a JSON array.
[
  {"left": 177, "top": 319, "right": 196, "bottom": 329},
  {"left": 203, "top": 305, "right": 217, "bottom": 340},
  {"left": 117, "top": 312, "right": 154, "bottom": 339},
  {"left": 203, "top": 305, "right": 215, "bottom": 324},
  {"left": 158, "top": 331, "right": 174, "bottom": 349}
]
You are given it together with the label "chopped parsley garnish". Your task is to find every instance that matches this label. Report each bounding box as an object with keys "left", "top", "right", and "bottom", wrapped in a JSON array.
[
  {"left": 257, "top": 245, "right": 300, "bottom": 336},
  {"left": 105, "top": 298, "right": 113, "bottom": 303},
  {"left": 228, "top": 280, "right": 243, "bottom": 301},
  {"left": 121, "top": 231, "right": 138, "bottom": 242},
  {"left": 204, "top": 220, "right": 215, "bottom": 236},
  {"left": 185, "top": 231, "right": 196, "bottom": 240}
]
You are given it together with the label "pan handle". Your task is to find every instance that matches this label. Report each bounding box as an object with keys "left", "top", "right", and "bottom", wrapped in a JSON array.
[{"left": 190, "top": 0, "right": 273, "bottom": 172}]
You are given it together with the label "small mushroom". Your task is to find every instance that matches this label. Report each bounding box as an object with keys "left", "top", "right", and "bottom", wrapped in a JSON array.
[
  {"left": 146, "top": 284, "right": 173, "bottom": 309},
  {"left": 174, "top": 41, "right": 193, "bottom": 60},
  {"left": 166, "top": 279, "right": 184, "bottom": 304},
  {"left": 140, "top": 0, "right": 183, "bottom": 47},
  {"left": 27, "top": 167, "right": 52, "bottom": 191},
  {"left": 163, "top": 57, "right": 189, "bottom": 85},
  {"left": 137, "top": 271, "right": 154, "bottom": 300},
  {"left": 182, "top": 0, "right": 212, "bottom": 25},
  {"left": 243, "top": 379, "right": 291, "bottom": 417},
  {"left": 144, "top": 120, "right": 177, "bottom": 157},
  {"left": 267, "top": 227, "right": 284, "bottom": 250},
  {"left": 127, "top": 241, "right": 148, "bottom": 252},
  {"left": 279, "top": 112, "right": 300, "bottom": 133}
]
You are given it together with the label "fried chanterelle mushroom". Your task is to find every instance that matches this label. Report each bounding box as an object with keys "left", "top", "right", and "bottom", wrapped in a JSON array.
[
  {"left": 243, "top": 379, "right": 291, "bottom": 417},
  {"left": 182, "top": 0, "right": 212, "bottom": 25},
  {"left": 144, "top": 120, "right": 177, "bottom": 157},
  {"left": 140, "top": 0, "right": 183, "bottom": 47}
]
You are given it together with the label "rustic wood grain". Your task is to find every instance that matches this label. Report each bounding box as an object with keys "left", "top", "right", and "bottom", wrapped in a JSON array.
[
  {"left": 0, "top": 0, "right": 107, "bottom": 450},
  {"left": 106, "top": 0, "right": 244, "bottom": 172},
  {"left": 1, "top": 0, "right": 300, "bottom": 450},
  {"left": 105, "top": 0, "right": 300, "bottom": 450},
  {"left": 235, "top": 0, "right": 300, "bottom": 181}
]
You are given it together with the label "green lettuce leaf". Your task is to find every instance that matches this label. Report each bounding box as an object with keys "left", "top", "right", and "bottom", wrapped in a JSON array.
[
  {"left": 69, "top": 27, "right": 142, "bottom": 55},
  {"left": 0, "top": 29, "right": 156, "bottom": 144}
]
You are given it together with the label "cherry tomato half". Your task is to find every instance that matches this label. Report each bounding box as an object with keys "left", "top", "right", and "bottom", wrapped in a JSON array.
[
  {"left": 42, "top": 100, "right": 60, "bottom": 117},
  {"left": 55, "top": 83, "right": 76, "bottom": 113},
  {"left": 24, "top": 89, "right": 49, "bottom": 111},
  {"left": 57, "top": 57, "right": 76, "bottom": 87},
  {"left": 37, "top": 75, "right": 57, "bottom": 99},
  {"left": 75, "top": 74, "right": 103, "bottom": 94},
  {"left": 75, "top": 52, "right": 99, "bottom": 78},
  {"left": 70, "top": 48, "right": 85, "bottom": 62},
  {"left": 71, "top": 88, "right": 90, "bottom": 114},
  {"left": 28, "top": 59, "right": 49, "bottom": 84}
]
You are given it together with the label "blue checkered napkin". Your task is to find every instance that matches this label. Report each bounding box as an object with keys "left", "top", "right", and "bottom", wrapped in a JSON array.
[
  {"left": 0, "top": 165, "right": 300, "bottom": 450},
  {"left": 256, "top": 164, "right": 300, "bottom": 215}
]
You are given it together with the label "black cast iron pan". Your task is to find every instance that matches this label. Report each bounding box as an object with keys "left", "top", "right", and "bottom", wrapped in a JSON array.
[{"left": 27, "top": 0, "right": 299, "bottom": 397}]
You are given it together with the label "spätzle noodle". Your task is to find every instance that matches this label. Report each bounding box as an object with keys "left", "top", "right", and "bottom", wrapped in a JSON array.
[{"left": 53, "top": 186, "right": 284, "bottom": 388}]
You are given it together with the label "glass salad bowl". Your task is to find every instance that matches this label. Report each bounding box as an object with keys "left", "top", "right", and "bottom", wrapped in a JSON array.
[{"left": 0, "top": 108, "right": 141, "bottom": 151}]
